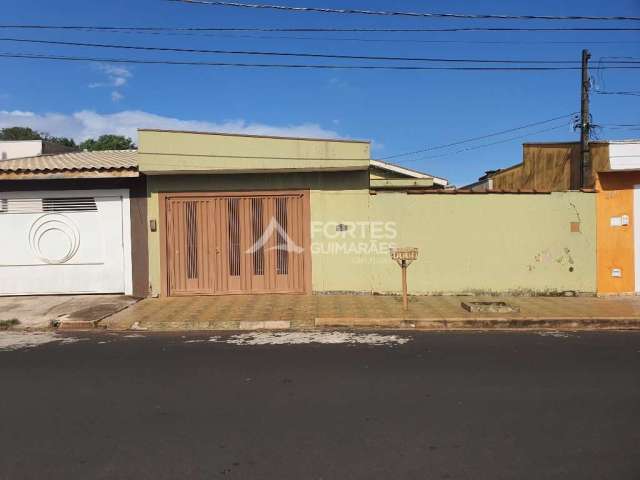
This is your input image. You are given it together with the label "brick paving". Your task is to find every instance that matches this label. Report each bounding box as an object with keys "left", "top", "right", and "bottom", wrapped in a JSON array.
[{"left": 102, "top": 294, "right": 640, "bottom": 331}]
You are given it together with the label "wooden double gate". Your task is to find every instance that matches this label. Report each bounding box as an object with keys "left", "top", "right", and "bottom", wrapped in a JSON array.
[{"left": 161, "top": 191, "right": 310, "bottom": 296}]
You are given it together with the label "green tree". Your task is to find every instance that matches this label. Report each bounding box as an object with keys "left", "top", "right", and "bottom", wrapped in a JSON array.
[
  {"left": 0, "top": 127, "right": 77, "bottom": 149},
  {"left": 79, "top": 134, "right": 135, "bottom": 151},
  {"left": 0, "top": 126, "right": 42, "bottom": 141},
  {"left": 43, "top": 135, "right": 77, "bottom": 148}
]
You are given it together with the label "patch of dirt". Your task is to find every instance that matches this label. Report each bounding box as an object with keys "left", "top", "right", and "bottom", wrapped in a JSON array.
[{"left": 0, "top": 303, "right": 25, "bottom": 312}]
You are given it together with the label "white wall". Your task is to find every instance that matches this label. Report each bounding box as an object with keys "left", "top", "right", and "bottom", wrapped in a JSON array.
[
  {"left": 0, "top": 140, "right": 43, "bottom": 161},
  {"left": 0, "top": 189, "right": 133, "bottom": 295},
  {"left": 609, "top": 141, "right": 640, "bottom": 170}
]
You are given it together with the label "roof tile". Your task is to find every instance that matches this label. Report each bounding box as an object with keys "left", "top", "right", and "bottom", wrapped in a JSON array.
[{"left": 0, "top": 150, "right": 138, "bottom": 173}]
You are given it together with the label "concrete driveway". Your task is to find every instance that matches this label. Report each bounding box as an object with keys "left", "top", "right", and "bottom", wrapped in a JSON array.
[{"left": 0, "top": 295, "right": 138, "bottom": 330}]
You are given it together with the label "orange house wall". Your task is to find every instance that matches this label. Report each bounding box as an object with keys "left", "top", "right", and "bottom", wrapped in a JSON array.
[{"left": 596, "top": 172, "right": 640, "bottom": 294}]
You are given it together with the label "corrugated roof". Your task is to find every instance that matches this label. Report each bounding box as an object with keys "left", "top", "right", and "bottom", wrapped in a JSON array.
[{"left": 0, "top": 150, "right": 138, "bottom": 174}]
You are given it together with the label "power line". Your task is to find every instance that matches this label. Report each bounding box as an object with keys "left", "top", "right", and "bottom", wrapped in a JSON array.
[
  {"left": 202, "top": 34, "right": 640, "bottom": 46},
  {"left": 595, "top": 90, "right": 640, "bottom": 97},
  {"left": 600, "top": 56, "right": 640, "bottom": 60},
  {"left": 4, "top": 25, "right": 640, "bottom": 47},
  {"left": 593, "top": 57, "right": 640, "bottom": 97},
  {"left": 597, "top": 123, "right": 640, "bottom": 130},
  {"left": 198, "top": 34, "right": 640, "bottom": 46},
  {"left": 598, "top": 126, "right": 640, "bottom": 131},
  {"left": 593, "top": 55, "right": 640, "bottom": 99},
  {"left": 397, "top": 123, "right": 572, "bottom": 164},
  {"left": 2, "top": 24, "right": 640, "bottom": 32},
  {"left": 4, "top": 37, "right": 633, "bottom": 64},
  {"left": 72, "top": 29, "right": 640, "bottom": 47},
  {"left": 381, "top": 113, "right": 578, "bottom": 160},
  {"left": 166, "top": 0, "right": 640, "bottom": 22},
  {"left": 3, "top": 52, "right": 640, "bottom": 70}
]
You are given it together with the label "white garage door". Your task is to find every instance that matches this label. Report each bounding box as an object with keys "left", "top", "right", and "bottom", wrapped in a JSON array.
[{"left": 0, "top": 189, "right": 132, "bottom": 295}]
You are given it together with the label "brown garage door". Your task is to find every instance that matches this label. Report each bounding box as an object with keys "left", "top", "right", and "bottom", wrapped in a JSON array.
[{"left": 162, "top": 191, "right": 310, "bottom": 296}]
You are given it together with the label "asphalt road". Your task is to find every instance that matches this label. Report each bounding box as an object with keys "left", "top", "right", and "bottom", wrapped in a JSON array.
[{"left": 0, "top": 331, "right": 638, "bottom": 480}]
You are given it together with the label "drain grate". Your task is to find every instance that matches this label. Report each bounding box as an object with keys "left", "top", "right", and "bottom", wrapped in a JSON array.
[{"left": 461, "top": 301, "right": 520, "bottom": 313}]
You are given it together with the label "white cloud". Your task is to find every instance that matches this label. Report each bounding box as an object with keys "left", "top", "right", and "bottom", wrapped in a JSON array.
[
  {"left": 111, "top": 91, "right": 124, "bottom": 102},
  {"left": 89, "top": 64, "right": 132, "bottom": 89},
  {"left": 0, "top": 109, "right": 344, "bottom": 142}
]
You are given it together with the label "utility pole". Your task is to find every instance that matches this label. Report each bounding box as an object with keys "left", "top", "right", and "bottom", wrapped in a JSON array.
[{"left": 580, "top": 49, "right": 591, "bottom": 189}]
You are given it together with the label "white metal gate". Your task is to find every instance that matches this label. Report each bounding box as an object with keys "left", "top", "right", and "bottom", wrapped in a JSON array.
[{"left": 0, "top": 189, "right": 132, "bottom": 295}]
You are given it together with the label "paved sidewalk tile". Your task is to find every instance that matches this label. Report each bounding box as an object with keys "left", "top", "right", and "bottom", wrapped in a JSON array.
[{"left": 101, "top": 294, "right": 640, "bottom": 331}]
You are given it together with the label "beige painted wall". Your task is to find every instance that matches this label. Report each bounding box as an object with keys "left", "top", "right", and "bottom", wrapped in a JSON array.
[
  {"left": 369, "top": 166, "right": 407, "bottom": 180},
  {"left": 310, "top": 191, "right": 596, "bottom": 294},
  {"left": 138, "top": 130, "right": 370, "bottom": 174},
  {"left": 146, "top": 171, "right": 368, "bottom": 295},
  {"left": 146, "top": 172, "right": 596, "bottom": 295}
]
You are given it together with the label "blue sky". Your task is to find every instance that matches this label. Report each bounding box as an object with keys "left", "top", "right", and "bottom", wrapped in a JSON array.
[{"left": 0, "top": 0, "right": 639, "bottom": 186}]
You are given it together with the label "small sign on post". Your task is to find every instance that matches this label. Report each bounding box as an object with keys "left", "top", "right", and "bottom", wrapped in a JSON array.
[{"left": 390, "top": 247, "right": 418, "bottom": 311}]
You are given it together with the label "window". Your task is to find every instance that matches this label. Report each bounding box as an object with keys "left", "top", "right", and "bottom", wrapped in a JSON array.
[
  {"left": 185, "top": 201, "right": 199, "bottom": 280},
  {"left": 228, "top": 198, "right": 241, "bottom": 277},
  {"left": 275, "top": 197, "right": 288, "bottom": 275},
  {"left": 43, "top": 197, "right": 97, "bottom": 212},
  {"left": 251, "top": 198, "right": 265, "bottom": 276}
]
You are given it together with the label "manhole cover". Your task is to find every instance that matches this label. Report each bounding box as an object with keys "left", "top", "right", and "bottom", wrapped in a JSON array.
[{"left": 461, "top": 301, "right": 520, "bottom": 313}]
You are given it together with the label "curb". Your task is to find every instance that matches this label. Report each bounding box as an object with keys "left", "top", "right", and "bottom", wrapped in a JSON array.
[
  {"left": 55, "top": 298, "right": 142, "bottom": 331},
  {"left": 315, "top": 317, "right": 640, "bottom": 330},
  {"left": 48, "top": 317, "right": 640, "bottom": 333},
  {"left": 238, "top": 321, "right": 291, "bottom": 330},
  {"left": 56, "top": 319, "right": 106, "bottom": 330},
  {"left": 92, "top": 298, "right": 142, "bottom": 329}
]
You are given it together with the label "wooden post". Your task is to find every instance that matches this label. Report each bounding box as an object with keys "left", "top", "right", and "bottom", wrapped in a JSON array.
[
  {"left": 391, "top": 248, "right": 417, "bottom": 313},
  {"left": 401, "top": 259, "right": 408, "bottom": 311},
  {"left": 580, "top": 49, "right": 591, "bottom": 188}
]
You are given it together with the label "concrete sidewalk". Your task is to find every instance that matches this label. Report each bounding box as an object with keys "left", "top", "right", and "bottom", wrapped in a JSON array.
[
  {"left": 0, "top": 295, "right": 138, "bottom": 330},
  {"left": 102, "top": 294, "right": 640, "bottom": 331}
]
